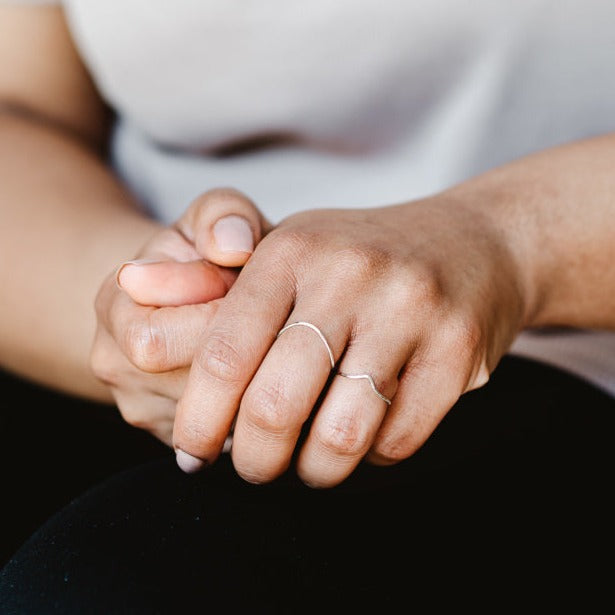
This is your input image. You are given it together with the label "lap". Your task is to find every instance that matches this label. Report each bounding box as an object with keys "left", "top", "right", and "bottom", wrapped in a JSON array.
[{"left": 1, "top": 355, "right": 613, "bottom": 613}]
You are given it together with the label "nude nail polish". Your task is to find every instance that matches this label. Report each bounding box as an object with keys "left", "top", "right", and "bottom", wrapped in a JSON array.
[
  {"left": 175, "top": 449, "right": 206, "bottom": 473},
  {"left": 213, "top": 216, "right": 254, "bottom": 253}
]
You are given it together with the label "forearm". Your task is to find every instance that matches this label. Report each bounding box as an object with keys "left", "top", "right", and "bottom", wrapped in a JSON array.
[
  {"left": 0, "top": 111, "right": 161, "bottom": 401},
  {"left": 445, "top": 133, "right": 615, "bottom": 330}
]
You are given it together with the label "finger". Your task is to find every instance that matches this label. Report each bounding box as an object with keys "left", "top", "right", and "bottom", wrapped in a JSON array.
[
  {"left": 295, "top": 327, "right": 404, "bottom": 488},
  {"left": 366, "top": 346, "right": 468, "bottom": 466},
  {"left": 111, "top": 387, "right": 176, "bottom": 447},
  {"left": 90, "top": 325, "right": 188, "bottom": 446},
  {"left": 99, "top": 289, "right": 220, "bottom": 373},
  {"left": 173, "top": 242, "right": 300, "bottom": 472},
  {"left": 116, "top": 258, "right": 236, "bottom": 307},
  {"left": 229, "top": 316, "right": 349, "bottom": 484},
  {"left": 91, "top": 321, "right": 192, "bottom": 397},
  {"left": 176, "top": 187, "right": 273, "bottom": 268}
]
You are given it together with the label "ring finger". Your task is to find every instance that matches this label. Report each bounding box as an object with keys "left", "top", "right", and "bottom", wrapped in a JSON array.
[{"left": 296, "top": 326, "right": 408, "bottom": 488}]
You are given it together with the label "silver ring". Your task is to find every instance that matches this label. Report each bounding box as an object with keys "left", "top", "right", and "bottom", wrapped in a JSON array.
[
  {"left": 277, "top": 322, "right": 390, "bottom": 405},
  {"left": 336, "top": 372, "right": 392, "bottom": 405},
  {"left": 276, "top": 321, "right": 335, "bottom": 369}
]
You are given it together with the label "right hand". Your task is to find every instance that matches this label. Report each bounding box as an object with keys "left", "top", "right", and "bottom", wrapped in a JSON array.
[{"left": 90, "top": 188, "right": 271, "bottom": 446}]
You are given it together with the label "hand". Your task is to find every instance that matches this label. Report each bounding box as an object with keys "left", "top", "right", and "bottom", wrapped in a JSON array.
[
  {"left": 172, "top": 195, "right": 530, "bottom": 486},
  {"left": 90, "top": 188, "right": 270, "bottom": 446}
]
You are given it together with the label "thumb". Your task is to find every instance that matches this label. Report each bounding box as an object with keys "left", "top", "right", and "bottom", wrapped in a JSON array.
[
  {"left": 175, "top": 187, "right": 272, "bottom": 268},
  {"left": 116, "top": 258, "right": 236, "bottom": 307}
]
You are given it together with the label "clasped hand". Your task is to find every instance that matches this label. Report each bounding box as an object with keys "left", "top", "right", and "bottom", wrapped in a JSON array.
[{"left": 92, "top": 187, "right": 527, "bottom": 488}]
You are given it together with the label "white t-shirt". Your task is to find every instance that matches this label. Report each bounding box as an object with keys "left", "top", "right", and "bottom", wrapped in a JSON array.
[{"left": 21, "top": 0, "right": 615, "bottom": 396}]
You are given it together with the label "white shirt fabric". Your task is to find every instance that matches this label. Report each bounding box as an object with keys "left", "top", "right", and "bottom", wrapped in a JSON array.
[{"left": 18, "top": 0, "right": 615, "bottom": 396}]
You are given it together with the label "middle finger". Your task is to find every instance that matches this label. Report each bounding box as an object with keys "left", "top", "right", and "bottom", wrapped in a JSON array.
[{"left": 231, "top": 315, "right": 349, "bottom": 483}]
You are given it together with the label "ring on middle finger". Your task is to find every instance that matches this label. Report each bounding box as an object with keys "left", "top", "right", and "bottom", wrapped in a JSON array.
[{"left": 276, "top": 321, "right": 335, "bottom": 369}]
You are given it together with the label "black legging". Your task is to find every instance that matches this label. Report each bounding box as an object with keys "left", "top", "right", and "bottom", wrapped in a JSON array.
[{"left": 1, "top": 355, "right": 613, "bottom": 613}]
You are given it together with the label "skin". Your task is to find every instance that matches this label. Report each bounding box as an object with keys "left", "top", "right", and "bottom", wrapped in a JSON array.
[
  {"left": 2, "top": 6, "right": 614, "bottom": 488},
  {"left": 167, "top": 154, "right": 615, "bottom": 488},
  {"left": 94, "top": 189, "right": 270, "bottom": 445},
  {"left": 0, "top": 5, "right": 265, "bottom": 407},
  {"left": 0, "top": 4, "right": 153, "bottom": 401}
]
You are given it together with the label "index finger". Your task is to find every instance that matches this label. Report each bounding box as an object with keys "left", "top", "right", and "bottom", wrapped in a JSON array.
[{"left": 172, "top": 239, "right": 296, "bottom": 470}]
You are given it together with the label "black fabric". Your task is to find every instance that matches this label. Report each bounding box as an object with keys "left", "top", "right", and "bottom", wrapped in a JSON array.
[{"left": 1, "top": 355, "right": 613, "bottom": 613}]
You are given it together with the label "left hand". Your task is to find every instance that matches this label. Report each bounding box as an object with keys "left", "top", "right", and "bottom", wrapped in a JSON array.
[
  {"left": 91, "top": 188, "right": 269, "bottom": 446},
  {"left": 173, "top": 195, "right": 531, "bottom": 487}
]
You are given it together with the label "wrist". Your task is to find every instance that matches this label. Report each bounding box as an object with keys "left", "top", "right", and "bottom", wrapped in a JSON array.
[{"left": 440, "top": 175, "right": 544, "bottom": 331}]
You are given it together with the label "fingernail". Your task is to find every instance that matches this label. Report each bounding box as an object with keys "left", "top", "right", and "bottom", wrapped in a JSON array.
[
  {"left": 213, "top": 216, "right": 254, "bottom": 253},
  {"left": 115, "top": 259, "right": 164, "bottom": 289},
  {"left": 175, "top": 449, "right": 206, "bottom": 473},
  {"left": 222, "top": 434, "right": 233, "bottom": 453}
]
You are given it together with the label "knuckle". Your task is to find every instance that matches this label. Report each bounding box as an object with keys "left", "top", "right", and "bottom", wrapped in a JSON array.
[
  {"left": 174, "top": 398, "right": 225, "bottom": 451},
  {"left": 316, "top": 412, "right": 371, "bottom": 457},
  {"left": 89, "top": 338, "right": 112, "bottom": 383},
  {"left": 118, "top": 405, "right": 147, "bottom": 429},
  {"left": 114, "top": 395, "right": 153, "bottom": 429},
  {"left": 380, "top": 273, "right": 420, "bottom": 316},
  {"left": 190, "top": 188, "right": 241, "bottom": 225},
  {"left": 89, "top": 332, "right": 125, "bottom": 387},
  {"left": 196, "top": 334, "right": 248, "bottom": 385},
  {"left": 242, "top": 379, "right": 296, "bottom": 432},
  {"left": 372, "top": 435, "right": 415, "bottom": 464},
  {"left": 235, "top": 466, "right": 277, "bottom": 486},
  {"left": 119, "top": 405, "right": 170, "bottom": 434},
  {"left": 444, "top": 313, "right": 483, "bottom": 357},
  {"left": 202, "top": 186, "right": 248, "bottom": 204},
  {"left": 399, "top": 354, "right": 437, "bottom": 388},
  {"left": 233, "top": 453, "right": 285, "bottom": 485},
  {"left": 263, "top": 228, "right": 311, "bottom": 264},
  {"left": 408, "top": 264, "right": 445, "bottom": 307},
  {"left": 335, "top": 244, "right": 392, "bottom": 280},
  {"left": 123, "top": 313, "right": 169, "bottom": 372},
  {"left": 375, "top": 263, "right": 446, "bottom": 319},
  {"left": 90, "top": 357, "right": 119, "bottom": 388},
  {"left": 373, "top": 416, "right": 431, "bottom": 462}
]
